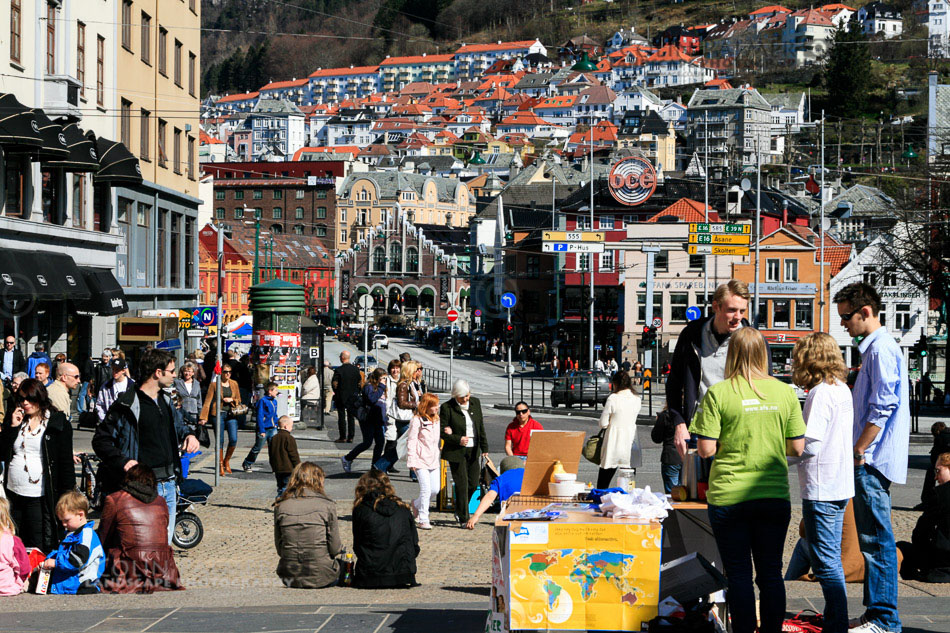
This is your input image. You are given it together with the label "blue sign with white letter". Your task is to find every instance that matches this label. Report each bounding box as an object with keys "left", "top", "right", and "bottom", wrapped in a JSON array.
[
  {"left": 686, "top": 306, "right": 702, "bottom": 322},
  {"left": 500, "top": 293, "right": 517, "bottom": 309}
]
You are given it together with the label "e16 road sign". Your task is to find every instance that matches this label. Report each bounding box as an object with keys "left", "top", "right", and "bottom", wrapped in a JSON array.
[
  {"left": 542, "top": 242, "right": 606, "bottom": 253},
  {"left": 689, "top": 233, "right": 752, "bottom": 245},
  {"left": 687, "top": 244, "right": 750, "bottom": 256},
  {"left": 542, "top": 231, "right": 605, "bottom": 242},
  {"left": 688, "top": 223, "right": 751, "bottom": 235}
]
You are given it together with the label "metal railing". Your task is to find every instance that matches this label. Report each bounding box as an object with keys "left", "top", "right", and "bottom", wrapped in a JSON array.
[
  {"left": 515, "top": 375, "right": 608, "bottom": 411},
  {"left": 424, "top": 367, "right": 449, "bottom": 393}
]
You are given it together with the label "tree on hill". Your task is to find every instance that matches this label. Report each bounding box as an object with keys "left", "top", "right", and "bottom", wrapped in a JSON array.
[{"left": 824, "top": 24, "right": 871, "bottom": 117}]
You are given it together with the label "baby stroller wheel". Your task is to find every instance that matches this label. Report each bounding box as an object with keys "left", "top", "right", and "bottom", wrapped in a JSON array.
[{"left": 173, "top": 512, "right": 203, "bottom": 549}]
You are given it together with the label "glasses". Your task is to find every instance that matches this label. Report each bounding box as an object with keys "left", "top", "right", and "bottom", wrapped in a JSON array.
[
  {"left": 4, "top": 340, "right": 14, "bottom": 345},
  {"left": 64, "top": 374, "right": 80, "bottom": 379},
  {"left": 839, "top": 307, "right": 863, "bottom": 322},
  {"left": 515, "top": 409, "right": 529, "bottom": 414},
  {"left": 221, "top": 370, "right": 232, "bottom": 374}
]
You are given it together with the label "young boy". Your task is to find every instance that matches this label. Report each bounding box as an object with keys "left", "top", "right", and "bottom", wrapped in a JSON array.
[
  {"left": 243, "top": 382, "right": 280, "bottom": 472},
  {"left": 269, "top": 415, "right": 300, "bottom": 497},
  {"left": 39, "top": 491, "right": 104, "bottom": 594}
]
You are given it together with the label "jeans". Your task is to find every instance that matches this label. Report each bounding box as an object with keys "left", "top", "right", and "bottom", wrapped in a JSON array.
[
  {"left": 661, "top": 463, "right": 682, "bottom": 494},
  {"left": 374, "top": 421, "right": 410, "bottom": 472},
  {"left": 218, "top": 417, "right": 238, "bottom": 448},
  {"left": 413, "top": 468, "right": 440, "bottom": 525},
  {"left": 345, "top": 416, "right": 384, "bottom": 465},
  {"left": 853, "top": 464, "right": 901, "bottom": 632},
  {"left": 243, "top": 427, "right": 278, "bottom": 468},
  {"left": 275, "top": 472, "right": 290, "bottom": 498},
  {"left": 802, "top": 499, "right": 849, "bottom": 633},
  {"left": 707, "top": 498, "right": 791, "bottom": 633},
  {"left": 78, "top": 381, "right": 91, "bottom": 413},
  {"left": 520, "top": 360, "right": 526, "bottom": 370},
  {"left": 157, "top": 478, "right": 177, "bottom": 545}
]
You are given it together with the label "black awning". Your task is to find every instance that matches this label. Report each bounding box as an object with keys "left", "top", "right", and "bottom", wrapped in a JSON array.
[
  {"left": 31, "top": 109, "right": 69, "bottom": 161},
  {"left": 45, "top": 121, "right": 98, "bottom": 171},
  {"left": 73, "top": 267, "right": 128, "bottom": 316},
  {"left": 0, "top": 93, "right": 43, "bottom": 150},
  {"left": 91, "top": 134, "right": 143, "bottom": 185},
  {"left": 0, "top": 250, "right": 91, "bottom": 301}
]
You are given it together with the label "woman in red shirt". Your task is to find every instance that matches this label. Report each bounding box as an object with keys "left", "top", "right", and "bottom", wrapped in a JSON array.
[{"left": 504, "top": 403, "right": 544, "bottom": 457}]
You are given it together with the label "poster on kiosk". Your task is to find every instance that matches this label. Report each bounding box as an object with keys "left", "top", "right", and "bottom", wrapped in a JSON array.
[{"left": 252, "top": 329, "right": 301, "bottom": 419}]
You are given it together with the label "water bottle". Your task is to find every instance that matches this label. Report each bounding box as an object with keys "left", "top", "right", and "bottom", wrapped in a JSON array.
[{"left": 342, "top": 551, "right": 355, "bottom": 587}]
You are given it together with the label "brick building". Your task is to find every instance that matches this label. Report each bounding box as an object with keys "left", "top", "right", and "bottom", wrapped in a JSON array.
[{"left": 198, "top": 224, "right": 252, "bottom": 324}]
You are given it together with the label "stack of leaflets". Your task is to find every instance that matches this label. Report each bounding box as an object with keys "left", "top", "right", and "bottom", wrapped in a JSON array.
[{"left": 502, "top": 509, "right": 566, "bottom": 521}]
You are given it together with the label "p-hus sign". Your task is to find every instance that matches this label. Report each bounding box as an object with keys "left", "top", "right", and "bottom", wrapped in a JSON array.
[{"left": 607, "top": 157, "right": 657, "bottom": 206}]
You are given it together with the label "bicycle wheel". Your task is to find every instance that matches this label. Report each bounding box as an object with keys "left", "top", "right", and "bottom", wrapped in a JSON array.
[{"left": 172, "top": 512, "right": 203, "bottom": 549}]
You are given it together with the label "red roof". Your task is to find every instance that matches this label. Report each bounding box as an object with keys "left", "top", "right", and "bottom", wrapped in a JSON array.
[
  {"left": 499, "top": 112, "right": 555, "bottom": 127},
  {"left": 216, "top": 92, "right": 258, "bottom": 103},
  {"left": 259, "top": 78, "right": 308, "bottom": 91},
  {"left": 790, "top": 8, "right": 834, "bottom": 26},
  {"left": 647, "top": 45, "right": 696, "bottom": 63},
  {"left": 308, "top": 65, "right": 379, "bottom": 78},
  {"left": 647, "top": 199, "right": 720, "bottom": 224},
  {"left": 750, "top": 5, "right": 791, "bottom": 15},
  {"left": 568, "top": 121, "right": 618, "bottom": 145},
  {"left": 380, "top": 54, "right": 455, "bottom": 66},
  {"left": 704, "top": 79, "right": 734, "bottom": 89},
  {"left": 455, "top": 40, "right": 538, "bottom": 54},
  {"left": 199, "top": 130, "right": 223, "bottom": 145},
  {"left": 291, "top": 146, "right": 360, "bottom": 160}
]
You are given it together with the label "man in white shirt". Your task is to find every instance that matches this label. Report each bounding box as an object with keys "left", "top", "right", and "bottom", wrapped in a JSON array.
[
  {"left": 95, "top": 359, "right": 134, "bottom": 422},
  {"left": 48, "top": 362, "right": 81, "bottom": 421}
]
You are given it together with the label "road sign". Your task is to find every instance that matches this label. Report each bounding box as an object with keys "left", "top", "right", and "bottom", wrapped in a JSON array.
[
  {"left": 194, "top": 306, "right": 217, "bottom": 327},
  {"left": 689, "top": 223, "right": 751, "bottom": 235},
  {"left": 686, "top": 306, "right": 702, "bottom": 321},
  {"left": 500, "top": 292, "right": 517, "bottom": 309},
  {"left": 474, "top": 309, "right": 482, "bottom": 317},
  {"left": 594, "top": 345, "right": 602, "bottom": 351},
  {"left": 652, "top": 317, "right": 662, "bottom": 329},
  {"left": 447, "top": 309, "right": 459, "bottom": 323},
  {"left": 687, "top": 244, "right": 751, "bottom": 256},
  {"left": 308, "top": 347, "right": 320, "bottom": 359},
  {"left": 185, "top": 328, "right": 206, "bottom": 338},
  {"left": 688, "top": 233, "right": 752, "bottom": 245},
  {"left": 542, "top": 242, "right": 606, "bottom": 253},
  {"left": 542, "top": 231, "right": 605, "bottom": 242},
  {"left": 357, "top": 294, "right": 373, "bottom": 310}
]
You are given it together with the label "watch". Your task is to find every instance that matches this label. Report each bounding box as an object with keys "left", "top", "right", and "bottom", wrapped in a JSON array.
[{"left": 853, "top": 450, "right": 865, "bottom": 460}]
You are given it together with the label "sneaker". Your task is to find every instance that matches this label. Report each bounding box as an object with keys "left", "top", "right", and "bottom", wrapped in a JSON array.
[
  {"left": 849, "top": 615, "right": 870, "bottom": 629},
  {"left": 340, "top": 456, "right": 352, "bottom": 474},
  {"left": 388, "top": 466, "right": 400, "bottom": 474},
  {"left": 851, "top": 622, "right": 890, "bottom": 633},
  {"left": 416, "top": 520, "right": 432, "bottom": 530},
  {"left": 242, "top": 463, "right": 254, "bottom": 472}
]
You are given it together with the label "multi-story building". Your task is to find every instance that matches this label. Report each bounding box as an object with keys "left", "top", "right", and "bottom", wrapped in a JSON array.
[
  {"left": 323, "top": 109, "right": 375, "bottom": 148},
  {"left": 783, "top": 9, "right": 835, "bottom": 66},
  {"left": 858, "top": 2, "right": 904, "bottom": 39},
  {"left": 642, "top": 46, "right": 715, "bottom": 88},
  {"left": 617, "top": 111, "right": 677, "bottom": 174},
  {"left": 454, "top": 40, "right": 547, "bottom": 81},
  {"left": 212, "top": 91, "right": 259, "bottom": 115},
  {"left": 249, "top": 99, "right": 306, "bottom": 160},
  {"left": 258, "top": 78, "right": 310, "bottom": 107},
  {"left": 308, "top": 66, "right": 380, "bottom": 104},
  {"left": 198, "top": 224, "right": 252, "bottom": 324},
  {"left": 652, "top": 25, "right": 702, "bottom": 55},
  {"left": 379, "top": 54, "right": 456, "bottom": 92},
  {"left": 335, "top": 172, "right": 476, "bottom": 253},
  {"left": 685, "top": 87, "right": 772, "bottom": 168},
  {"left": 929, "top": 0, "right": 950, "bottom": 58}
]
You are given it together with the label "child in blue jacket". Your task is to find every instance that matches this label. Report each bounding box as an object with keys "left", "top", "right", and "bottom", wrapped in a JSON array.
[
  {"left": 242, "top": 382, "right": 280, "bottom": 472},
  {"left": 39, "top": 491, "right": 104, "bottom": 594}
]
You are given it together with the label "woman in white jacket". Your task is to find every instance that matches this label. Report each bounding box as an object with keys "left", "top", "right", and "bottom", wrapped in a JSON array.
[{"left": 597, "top": 370, "right": 642, "bottom": 489}]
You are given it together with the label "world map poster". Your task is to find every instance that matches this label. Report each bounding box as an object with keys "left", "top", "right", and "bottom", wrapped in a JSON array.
[{"left": 508, "top": 522, "right": 662, "bottom": 631}]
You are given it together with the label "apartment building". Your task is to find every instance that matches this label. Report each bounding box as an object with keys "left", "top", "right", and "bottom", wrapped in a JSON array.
[
  {"left": 308, "top": 66, "right": 381, "bottom": 104},
  {"left": 379, "top": 54, "right": 456, "bottom": 92},
  {"left": 454, "top": 40, "right": 547, "bottom": 81},
  {"left": 685, "top": 87, "right": 773, "bottom": 168}
]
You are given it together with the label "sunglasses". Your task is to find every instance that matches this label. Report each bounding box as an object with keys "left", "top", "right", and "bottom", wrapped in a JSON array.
[
  {"left": 15, "top": 394, "right": 41, "bottom": 404},
  {"left": 222, "top": 370, "right": 232, "bottom": 374},
  {"left": 839, "top": 307, "right": 863, "bottom": 322},
  {"left": 515, "top": 409, "right": 529, "bottom": 414}
]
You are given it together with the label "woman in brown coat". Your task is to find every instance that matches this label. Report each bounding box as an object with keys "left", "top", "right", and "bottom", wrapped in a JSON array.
[
  {"left": 98, "top": 465, "right": 183, "bottom": 593},
  {"left": 274, "top": 462, "right": 342, "bottom": 589},
  {"left": 198, "top": 363, "right": 242, "bottom": 475}
]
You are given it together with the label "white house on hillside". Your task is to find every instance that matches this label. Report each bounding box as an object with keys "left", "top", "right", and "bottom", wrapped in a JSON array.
[{"left": 858, "top": 2, "right": 904, "bottom": 39}]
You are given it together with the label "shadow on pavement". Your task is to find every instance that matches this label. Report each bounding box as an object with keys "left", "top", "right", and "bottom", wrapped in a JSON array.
[
  {"left": 441, "top": 585, "right": 491, "bottom": 596},
  {"left": 383, "top": 607, "right": 486, "bottom": 632}
]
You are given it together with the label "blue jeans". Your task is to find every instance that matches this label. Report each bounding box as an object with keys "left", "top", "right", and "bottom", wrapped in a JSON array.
[
  {"left": 218, "top": 417, "right": 238, "bottom": 448},
  {"left": 660, "top": 463, "right": 681, "bottom": 494},
  {"left": 802, "top": 499, "right": 849, "bottom": 633},
  {"left": 374, "top": 421, "right": 410, "bottom": 472},
  {"left": 853, "top": 465, "right": 901, "bottom": 632},
  {"left": 243, "top": 427, "right": 277, "bottom": 467},
  {"left": 78, "top": 381, "right": 90, "bottom": 412},
  {"left": 157, "top": 478, "right": 177, "bottom": 545},
  {"left": 707, "top": 498, "right": 791, "bottom": 633}
]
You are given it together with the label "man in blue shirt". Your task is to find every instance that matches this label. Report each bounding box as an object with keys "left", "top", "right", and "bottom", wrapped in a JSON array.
[
  {"left": 835, "top": 282, "right": 908, "bottom": 633},
  {"left": 464, "top": 456, "right": 524, "bottom": 529}
]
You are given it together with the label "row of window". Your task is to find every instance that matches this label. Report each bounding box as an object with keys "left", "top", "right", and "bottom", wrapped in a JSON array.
[
  {"left": 117, "top": 197, "right": 196, "bottom": 289},
  {"left": 574, "top": 214, "right": 654, "bottom": 230},
  {"left": 573, "top": 251, "right": 705, "bottom": 273},
  {"left": 765, "top": 258, "right": 799, "bottom": 283},
  {"left": 216, "top": 206, "right": 328, "bottom": 220},
  {"left": 120, "top": 102, "right": 196, "bottom": 179},
  {"left": 216, "top": 189, "right": 325, "bottom": 200},
  {"left": 370, "top": 245, "right": 421, "bottom": 273},
  {"left": 121, "top": 1, "right": 196, "bottom": 95}
]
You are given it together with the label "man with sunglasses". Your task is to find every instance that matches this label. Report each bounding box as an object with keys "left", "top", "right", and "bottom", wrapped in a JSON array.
[
  {"left": 504, "top": 402, "right": 543, "bottom": 458},
  {"left": 834, "top": 281, "right": 908, "bottom": 633},
  {"left": 1, "top": 335, "right": 25, "bottom": 385},
  {"left": 48, "top": 362, "right": 81, "bottom": 422}
]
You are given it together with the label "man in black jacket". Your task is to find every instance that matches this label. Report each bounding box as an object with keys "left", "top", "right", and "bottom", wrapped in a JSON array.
[
  {"left": 667, "top": 279, "right": 755, "bottom": 458},
  {"left": 332, "top": 350, "right": 362, "bottom": 443},
  {"left": 92, "top": 349, "right": 199, "bottom": 544},
  {"left": 1, "top": 335, "right": 25, "bottom": 385}
]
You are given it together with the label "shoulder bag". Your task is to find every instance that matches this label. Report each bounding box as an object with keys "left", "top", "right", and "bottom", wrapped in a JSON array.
[{"left": 583, "top": 428, "right": 606, "bottom": 465}]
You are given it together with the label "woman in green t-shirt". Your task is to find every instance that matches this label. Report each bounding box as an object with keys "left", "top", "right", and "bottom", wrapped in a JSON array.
[{"left": 691, "top": 327, "right": 805, "bottom": 633}]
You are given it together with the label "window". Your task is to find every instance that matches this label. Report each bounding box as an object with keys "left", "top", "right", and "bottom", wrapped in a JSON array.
[
  {"left": 527, "top": 255, "right": 540, "bottom": 278},
  {"left": 296, "top": 189, "right": 305, "bottom": 199},
  {"left": 121, "top": 1, "right": 132, "bottom": 51},
  {"left": 187, "top": 136, "right": 194, "bottom": 179},
  {"left": 253, "top": 190, "right": 263, "bottom": 199},
  {"left": 253, "top": 208, "right": 262, "bottom": 219},
  {"left": 270, "top": 224, "right": 282, "bottom": 234},
  {"left": 10, "top": 0, "right": 21, "bottom": 64},
  {"left": 883, "top": 267, "right": 898, "bottom": 287},
  {"left": 140, "top": 12, "right": 151, "bottom": 64},
  {"left": 156, "top": 211, "right": 167, "bottom": 287},
  {"left": 671, "top": 293, "right": 689, "bottom": 323},
  {"left": 576, "top": 215, "right": 592, "bottom": 230},
  {"left": 316, "top": 206, "right": 327, "bottom": 219},
  {"left": 406, "top": 247, "right": 419, "bottom": 272},
  {"left": 637, "top": 294, "right": 663, "bottom": 324},
  {"left": 71, "top": 175, "right": 85, "bottom": 228},
  {"left": 755, "top": 299, "right": 768, "bottom": 328},
  {"left": 76, "top": 23, "right": 85, "bottom": 96},
  {"left": 340, "top": 209, "right": 346, "bottom": 223},
  {"left": 654, "top": 250, "right": 669, "bottom": 272},
  {"left": 173, "top": 39, "right": 182, "bottom": 86},
  {"left": 188, "top": 52, "right": 196, "bottom": 96},
  {"left": 293, "top": 225, "right": 304, "bottom": 235},
  {"left": 173, "top": 128, "right": 181, "bottom": 174},
  {"left": 96, "top": 36, "right": 105, "bottom": 106},
  {"left": 116, "top": 197, "right": 131, "bottom": 224},
  {"left": 215, "top": 208, "right": 225, "bottom": 219},
  {"left": 895, "top": 304, "right": 911, "bottom": 331},
  {"left": 773, "top": 299, "right": 790, "bottom": 328},
  {"left": 863, "top": 266, "right": 877, "bottom": 287},
  {"left": 316, "top": 226, "right": 327, "bottom": 237},
  {"left": 784, "top": 259, "right": 798, "bottom": 282},
  {"left": 372, "top": 247, "right": 386, "bottom": 271},
  {"left": 390, "top": 242, "right": 402, "bottom": 270},
  {"left": 795, "top": 300, "right": 812, "bottom": 329},
  {"left": 234, "top": 207, "right": 244, "bottom": 219},
  {"left": 272, "top": 207, "right": 282, "bottom": 219},
  {"left": 120, "top": 99, "right": 132, "bottom": 147},
  {"left": 688, "top": 254, "right": 705, "bottom": 270},
  {"left": 599, "top": 251, "right": 614, "bottom": 272},
  {"left": 140, "top": 109, "right": 150, "bottom": 160},
  {"left": 234, "top": 190, "right": 244, "bottom": 200},
  {"left": 599, "top": 215, "right": 615, "bottom": 230},
  {"left": 316, "top": 190, "right": 327, "bottom": 199},
  {"left": 273, "top": 189, "right": 283, "bottom": 200},
  {"left": 158, "top": 27, "right": 167, "bottom": 75},
  {"left": 341, "top": 230, "right": 347, "bottom": 243},
  {"left": 577, "top": 253, "right": 591, "bottom": 271},
  {"left": 766, "top": 258, "right": 780, "bottom": 282},
  {"left": 157, "top": 119, "right": 167, "bottom": 167},
  {"left": 46, "top": 3, "right": 56, "bottom": 74}
]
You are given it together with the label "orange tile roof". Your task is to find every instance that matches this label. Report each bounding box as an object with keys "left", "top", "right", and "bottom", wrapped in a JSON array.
[
  {"left": 259, "top": 78, "right": 308, "bottom": 91},
  {"left": 818, "top": 3, "right": 855, "bottom": 12},
  {"left": 455, "top": 40, "right": 538, "bottom": 54},
  {"left": 291, "top": 146, "right": 361, "bottom": 160},
  {"left": 647, "top": 45, "right": 696, "bottom": 63},
  {"left": 750, "top": 5, "right": 791, "bottom": 15},
  {"left": 380, "top": 54, "right": 455, "bottom": 66},
  {"left": 705, "top": 78, "right": 734, "bottom": 89},
  {"left": 199, "top": 130, "right": 223, "bottom": 145},
  {"left": 216, "top": 92, "right": 259, "bottom": 103},
  {"left": 790, "top": 8, "right": 834, "bottom": 26},
  {"left": 823, "top": 245, "right": 852, "bottom": 276},
  {"left": 647, "top": 199, "right": 720, "bottom": 224},
  {"left": 499, "top": 112, "right": 556, "bottom": 127},
  {"left": 534, "top": 95, "right": 579, "bottom": 108},
  {"left": 308, "top": 66, "right": 379, "bottom": 78}
]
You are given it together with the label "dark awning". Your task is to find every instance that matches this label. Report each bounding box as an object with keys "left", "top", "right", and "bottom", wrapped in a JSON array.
[
  {"left": 45, "top": 120, "right": 97, "bottom": 171},
  {"left": 0, "top": 93, "right": 43, "bottom": 150},
  {"left": 29, "top": 109, "right": 69, "bottom": 161},
  {"left": 0, "top": 250, "right": 91, "bottom": 301},
  {"left": 90, "top": 133, "right": 142, "bottom": 185},
  {"left": 73, "top": 267, "right": 128, "bottom": 316}
]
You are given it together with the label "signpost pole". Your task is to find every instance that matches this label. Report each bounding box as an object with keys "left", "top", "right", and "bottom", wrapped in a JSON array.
[
  {"left": 589, "top": 125, "right": 595, "bottom": 371},
  {"left": 643, "top": 246, "right": 658, "bottom": 370},
  {"left": 214, "top": 223, "right": 224, "bottom": 488},
  {"left": 507, "top": 306, "right": 513, "bottom": 404},
  {"left": 754, "top": 152, "right": 762, "bottom": 326},
  {"left": 449, "top": 320, "right": 454, "bottom": 388},
  {"left": 318, "top": 326, "right": 325, "bottom": 431}
]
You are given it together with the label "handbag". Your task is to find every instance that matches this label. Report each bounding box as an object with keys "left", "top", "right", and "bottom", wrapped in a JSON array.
[
  {"left": 192, "top": 423, "right": 211, "bottom": 448},
  {"left": 583, "top": 428, "right": 606, "bottom": 465},
  {"left": 231, "top": 403, "right": 248, "bottom": 416}
]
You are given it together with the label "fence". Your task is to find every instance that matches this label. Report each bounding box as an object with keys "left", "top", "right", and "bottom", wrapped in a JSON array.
[
  {"left": 424, "top": 367, "right": 449, "bottom": 393},
  {"left": 515, "top": 376, "right": 608, "bottom": 411}
]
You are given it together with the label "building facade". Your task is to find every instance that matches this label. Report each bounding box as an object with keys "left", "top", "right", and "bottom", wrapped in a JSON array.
[{"left": 686, "top": 87, "right": 773, "bottom": 168}]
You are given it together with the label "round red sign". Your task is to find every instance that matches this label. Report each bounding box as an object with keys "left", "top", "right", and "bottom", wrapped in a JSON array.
[
  {"left": 447, "top": 309, "right": 459, "bottom": 322},
  {"left": 607, "top": 157, "right": 657, "bottom": 206}
]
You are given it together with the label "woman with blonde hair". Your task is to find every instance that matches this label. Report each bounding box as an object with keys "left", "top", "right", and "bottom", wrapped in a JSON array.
[
  {"left": 375, "top": 360, "right": 422, "bottom": 473},
  {"left": 351, "top": 470, "right": 419, "bottom": 588},
  {"left": 790, "top": 332, "right": 853, "bottom": 632},
  {"left": 273, "top": 463, "right": 342, "bottom": 588},
  {"left": 691, "top": 327, "right": 805, "bottom": 633},
  {"left": 0, "top": 498, "right": 30, "bottom": 595},
  {"left": 406, "top": 392, "right": 441, "bottom": 530}
]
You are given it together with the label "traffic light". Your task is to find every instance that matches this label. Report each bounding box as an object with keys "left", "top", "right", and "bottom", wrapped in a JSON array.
[
  {"left": 640, "top": 325, "right": 657, "bottom": 349},
  {"left": 505, "top": 323, "right": 514, "bottom": 346},
  {"left": 915, "top": 333, "right": 928, "bottom": 357}
]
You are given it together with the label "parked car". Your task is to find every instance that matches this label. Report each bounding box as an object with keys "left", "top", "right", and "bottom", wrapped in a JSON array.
[
  {"left": 353, "top": 355, "right": 378, "bottom": 372},
  {"left": 373, "top": 334, "right": 389, "bottom": 349},
  {"left": 550, "top": 370, "right": 611, "bottom": 408}
]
